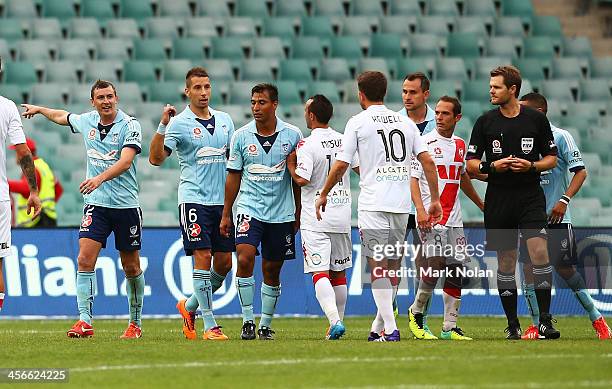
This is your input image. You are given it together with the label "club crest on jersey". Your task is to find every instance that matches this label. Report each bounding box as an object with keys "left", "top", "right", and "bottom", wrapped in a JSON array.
[
  {"left": 468, "top": 145, "right": 477, "bottom": 153},
  {"left": 112, "top": 133, "right": 119, "bottom": 143},
  {"left": 222, "top": 124, "right": 228, "bottom": 134},
  {"left": 521, "top": 137, "right": 534, "bottom": 154},
  {"left": 88, "top": 129, "right": 96, "bottom": 140},
  {"left": 247, "top": 144, "right": 259, "bottom": 156},
  {"left": 189, "top": 223, "right": 201, "bottom": 237},
  {"left": 193, "top": 127, "right": 202, "bottom": 138},
  {"left": 282, "top": 143, "right": 290, "bottom": 153},
  {"left": 492, "top": 140, "right": 502, "bottom": 154},
  {"left": 434, "top": 147, "right": 443, "bottom": 158},
  {"left": 458, "top": 148, "right": 464, "bottom": 159}
]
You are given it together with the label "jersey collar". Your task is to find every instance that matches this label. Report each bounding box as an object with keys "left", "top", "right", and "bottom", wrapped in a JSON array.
[
  {"left": 247, "top": 116, "right": 285, "bottom": 134},
  {"left": 183, "top": 105, "right": 217, "bottom": 120},
  {"left": 94, "top": 109, "right": 127, "bottom": 125},
  {"left": 397, "top": 104, "right": 435, "bottom": 124}
]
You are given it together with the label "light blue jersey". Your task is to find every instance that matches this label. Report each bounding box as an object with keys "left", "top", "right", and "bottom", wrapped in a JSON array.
[
  {"left": 397, "top": 104, "right": 436, "bottom": 135},
  {"left": 227, "top": 118, "right": 303, "bottom": 223},
  {"left": 540, "top": 124, "right": 585, "bottom": 224},
  {"left": 68, "top": 109, "right": 141, "bottom": 209},
  {"left": 164, "top": 106, "right": 235, "bottom": 205}
]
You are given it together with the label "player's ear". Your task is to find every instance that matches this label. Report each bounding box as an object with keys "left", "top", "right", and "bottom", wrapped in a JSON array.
[
  {"left": 456, "top": 113, "right": 462, "bottom": 122},
  {"left": 423, "top": 89, "right": 430, "bottom": 99}
]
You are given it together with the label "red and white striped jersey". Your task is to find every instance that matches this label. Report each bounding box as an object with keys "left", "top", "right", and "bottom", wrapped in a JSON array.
[{"left": 411, "top": 130, "right": 466, "bottom": 227}]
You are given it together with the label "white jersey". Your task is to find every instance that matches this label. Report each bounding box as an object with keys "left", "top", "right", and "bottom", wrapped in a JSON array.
[
  {"left": 0, "top": 96, "right": 27, "bottom": 202},
  {"left": 296, "top": 127, "right": 357, "bottom": 233},
  {"left": 337, "top": 104, "right": 426, "bottom": 213},
  {"left": 411, "top": 130, "right": 466, "bottom": 227}
]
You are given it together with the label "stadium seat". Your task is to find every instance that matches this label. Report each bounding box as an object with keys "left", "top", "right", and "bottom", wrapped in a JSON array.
[
  {"left": 463, "top": 80, "right": 492, "bottom": 102},
  {"left": 44, "top": 61, "right": 80, "bottom": 83},
  {"left": 302, "top": 17, "right": 335, "bottom": 38},
  {"left": 568, "top": 102, "right": 606, "bottom": 120},
  {"left": 69, "top": 84, "right": 95, "bottom": 104},
  {"left": 562, "top": 37, "right": 593, "bottom": 58},
  {"left": 486, "top": 36, "right": 520, "bottom": 59},
  {"left": 307, "top": 82, "right": 341, "bottom": 103},
  {"left": 523, "top": 37, "right": 556, "bottom": 59},
  {"left": 541, "top": 80, "right": 576, "bottom": 102},
  {"left": 84, "top": 61, "right": 122, "bottom": 83},
  {"left": 42, "top": 0, "right": 76, "bottom": 19},
  {"left": 146, "top": 18, "right": 180, "bottom": 39},
  {"left": 380, "top": 16, "right": 418, "bottom": 35},
  {"left": 342, "top": 80, "right": 361, "bottom": 103},
  {"left": 276, "top": 81, "right": 302, "bottom": 105},
  {"left": 418, "top": 16, "right": 454, "bottom": 36},
  {"left": 161, "top": 60, "right": 192, "bottom": 82},
  {"left": 396, "top": 57, "right": 437, "bottom": 80},
  {"left": 313, "top": 0, "right": 346, "bottom": 16},
  {"left": 18, "top": 40, "right": 55, "bottom": 63},
  {"left": 358, "top": 58, "right": 393, "bottom": 80},
  {"left": 96, "top": 39, "right": 133, "bottom": 61},
  {"left": 31, "top": 84, "right": 68, "bottom": 105},
  {"left": 447, "top": 32, "right": 482, "bottom": 58},
  {"left": 501, "top": 0, "right": 534, "bottom": 18},
  {"left": 342, "top": 17, "right": 378, "bottom": 37},
  {"left": 31, "top": 18, "right": 63, "bottom": 40},
  {"left": 133, "top": 39, "right": 168, "bottom": 61},
  {"left": 275, "top": 0, "right": 307, "bottom": 17},
  {"left": 291, "top": 37, "right": 325, "bottom": 61},
  {"left": 211, "top": 37, "right": 247, "bottom": 60},
  {"left": 0, "top": 19, "right": 26, "bottom": 40},
  {"left": 331, "top": 103, "right": 360, "bottom": 130},
  {"left": 173, "top": 38, "right": 207, "bottom": 61},
  {"left": 3, "top": 61, "right": 38, "bottom": 86},
  {"left": 319, "top": 58, "right": 351, "bottom": 82},
  {"left": 436, "top": 58, "right": 469, "bottom": 81},
  {"left": 262, "top": 17, "right": 298, "bottom": 38},
  {"left": 513, "top": 58, "right": 548, "bottom": 82},
  {"left": 388, "top": 0, "right": 422, "bottom": 15},
  {"left": 495, "top": 17, "right": 525, "bottom": 36},
  {"left": 120, "top": 0, "right": 154, "bottom": 19},
  {"left": 455, "top": 17, "right": 490, "bottom": 35},
  {"left": 352, "top": 0, "right": 384, "bottom": 16},
  {"left": 240, "top": 58, "right": 275, "bottom": 81},
  {"left": 58, "top": 39, "right": 95, "bottom": 61},
  {"left": 199, "top": 59, "right": 234, "bottom": 82},
  {"left": 229, "top": 81, "right": 257, "bottom": 104},
  {"left": 386, "top": 80, "right": 403, "bottom": 103},
  {"left": 68, "top": 18, "right": 102, "bottom": 40},
  {"left": 474, "top": 57, "right": 513, "bottom": 79},
  {"left": 579, "top": 79, "right": 612, "bottom": 101},
  {"left": 185, "top": 17, "right": 221, "bottom": 38},
  {"left": 369, "top": 34, "right": 403, "bottom": 59},
  {"left": 408, "top": 34, "right": 442, "bottom": 57},
  {"left": 4, "top": 0, "right": 37, "bottom": 18},
  {"left": 225, "top": 17, "right": 259, "bottom": 37},
  {"left": 81, "top": 0, "right": 115, "bottom": 21},
  {"left": 590, "top": 57, "right": 612, "bottom": 78},
  {"left": 106, "top": 19, "right": 141, "bottom": 39},
  {"left": 197, "top": 0, "right": 231, "bottom": 16},
  {"left": 123, "top": 60, "right": 157, "bottom": 83},
  {"left": 531, "top": 15, "right": 563, "bottom": 38},
  {"left": 464, "top": 0, "right": 497, "bottom": 17},
  {"left": 148, "top": 81, "right": 186, "bottom": 104},
  {"left": 158, "top": 0, "right": 192, "bottom": 17},
  {"left": 279, "top": 59, "right": 313, "bottom": 82},
  {"left": 235, "top": 0, "right": 269, "bottom": 18},
  {"left": 426, "top": 0, "right": 460, "bottom": 16},
  {"left": 428, "top": 80, "right": 460, "bottom": 101},
  {"left": 552, "top": 57, "right": 586, "bottom": 80},
  {"left": 114, "top": 82, "right": 144, "bottom": 103},
  {"left": 0, "top": 85, "right": 24, "bottom": 104},
  {"left": 461, "top": 100, "right": 486, "bottom": 122},
  {"left": 253, "top": 37, "right": 286, "bottom": 59}
]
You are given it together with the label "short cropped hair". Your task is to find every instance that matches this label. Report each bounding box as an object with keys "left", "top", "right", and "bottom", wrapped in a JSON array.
[
  {"left": 90, "top": 80, "right": 117, "bottom": 99},
  {"left": 251, "top": 83, "right": 278, "bottom": 102},
  {"left": 185, "top": 67, "right": 209, "bottom": 86},
  {"left": 307, "top": 94, "right": 333, "bottom": 124},
  {"left": 520, "top": 92, "right": 548, "bottom": 114},
  {"left": 404, "top": 72, "right": 430, "bottom": 92},
  {"left": 357, "top": 71, "right": 387, "bottom": 102},
  {"left": 438, "top": 96, "right": 462, "bottom": 116},
  {"left": 490, "top": 65, "right": 522, "bottom": 98}
]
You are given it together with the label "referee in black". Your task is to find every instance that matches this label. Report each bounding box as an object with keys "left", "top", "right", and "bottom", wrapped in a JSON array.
[{"left": 466, "top": 66, "right": 560, "bottom": 340}]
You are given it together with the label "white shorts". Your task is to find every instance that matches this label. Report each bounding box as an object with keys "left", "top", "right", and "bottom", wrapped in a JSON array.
[
  {"left": 358, "top": 211, "right": 409, "bottom": 261},
  {"left": 301, "top": 229, "right": 352, "bottom": 273},
  {"left": 419, "top": 225, "right": 466, "bottom": 262},
  {"left": 0, "top": 201, "right": 12, "bottom": 258}
]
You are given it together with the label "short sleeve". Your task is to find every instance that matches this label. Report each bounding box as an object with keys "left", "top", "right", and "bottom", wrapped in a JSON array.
[
  {"left": 411, "top": 127, "right": 427, "bottom": 156},
  {"left": 560, "top": 132, "right": 584, "bottom": 172},
  {"left": 337, "top": 118, "right": 358, "bottom": 163},
  {"left": 295, "top": 141, "right": 314, "bottom": 181},
  {"left": 67, "top": 112, "right": 87, "bottom": 134},
  {"left": 7, "top": 101, "right": 26, "bottom": 146},
  {"left": 227, "top": 131, "right": 243, "bottom": 171},
  {"left": 537, "top": 116, "right": 557, "bottom": 156},
  {"left": 467, "top": 115, "right": 486, "bottom": 160},
  {"left": 351, "top": 152, "right": 359, "bottom": 169},
  {"left": 122, "top": 119, "right": 142, "bottom": 154},
  {"left": 225, "top": 115, "right": 235, "bottom": 158},
  {"left": 163, "top": 118, "right": 181, "bottom": 154},
  {"left": 410, "top": 154, "right": 423, "bottom": 179}
]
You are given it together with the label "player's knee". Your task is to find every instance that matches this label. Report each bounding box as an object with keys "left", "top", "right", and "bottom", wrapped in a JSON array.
[
  {"left": 122, "top": 263, "right": 141, "bottom": 277},
  {"left": 77, "top": 255, "right": 96, "bottom": 271},
  {"left": 237, "top": 255, "right": 254, "bottom": 271},
  {"left": 528, "top": 245, "right": 549, "bottom": 265}
]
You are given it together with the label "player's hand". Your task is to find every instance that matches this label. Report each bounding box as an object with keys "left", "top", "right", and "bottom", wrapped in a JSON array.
[
  {"left": 160, "top": 104, "right": 177, "bottom": 126},
  {"left": 287, "top": 150, "right": 297, "bottom": 169},
  {"left": 549, "top": 201, "right": 567, "bottom": 224},
  {"left": 428, "top": 200, "right": 443, "bottom": 225},
  {"left": 492, "top": 156, "right": 515, "bottom": 173},
  {"left": 315, "top": 195, "right": 327, "bottom": 221},
  {"left": 509, "top": 157, "right": 532, "bottom": 173},
  {"left": 79, "top": 176, "right": 103, "bottom": 194},
  {"left": 416, "top": 207, "right": 432, "bottom": 232},
  {"left": 26, "top": 193, "right": 42, "bottom": 219},
  {"left": 220, "top": 215, "right": 233, "bottom": 238},
  {"left": 21, "top": 104, "right": 41, "bottom": 119}
]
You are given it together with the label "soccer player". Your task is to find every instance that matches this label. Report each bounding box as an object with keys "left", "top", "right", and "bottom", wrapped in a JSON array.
[
  {"left": 21, "top": 80, "right": 145, "bottom": 339},
  {"left": 466, "top": 66, "right": 560, "bottom": 340},
  {"left": 316, "top": 71, "right": 442, "bottom": 342},
  {"left": 220, "top": 83, "right": 302, "bottom": 340},
  {"left": 149, "top": 67, "right": 235, "bottom": 341},
  {"left": 517, "top": 92, "right": 611, "bottom": 340},
  {"left": 286, "top": 95, "right": 358, "bottom": 340},
  {"left": 0, "top": 58, "right": 42, "bottom": 311},
  {"left": 408, "top": 96, "right": 484, "bottom": 341}
]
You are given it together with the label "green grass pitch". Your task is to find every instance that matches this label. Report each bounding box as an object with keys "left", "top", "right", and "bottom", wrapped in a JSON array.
[{"left": 0, "top": 316, "right": 611, "bottom": 388}]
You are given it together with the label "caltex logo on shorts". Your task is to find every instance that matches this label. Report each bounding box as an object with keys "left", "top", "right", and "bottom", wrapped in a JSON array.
[
  {"left": 81, "top": 215, "right": 92, "bottom": 228},
  {"left": 237, "top": 220, "right": 250, "bottom": 233},
  {"left": 189, "top": 223, "right": 201, "bottom": 237}
]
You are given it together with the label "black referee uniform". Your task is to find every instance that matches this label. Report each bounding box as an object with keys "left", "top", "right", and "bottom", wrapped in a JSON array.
[{"left": 467, "top": 105, "right": 557, "bottom": 250}]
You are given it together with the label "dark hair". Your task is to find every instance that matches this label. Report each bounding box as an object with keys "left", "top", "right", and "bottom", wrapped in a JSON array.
[
  {"left": 185, "top": 67, "right": 209, "bottom": 86},
  {"left": 90, "top": 80, "right": 117, "bottom": 99},
  {"left": 438, "top": 96, "right": 462, "bottom": 116},
  {"left": 307, "top": 95, "right": 333, "bottom": 124},
  {"left": 357, "top": 71, "right": 387, "bottom": 102},
  {"left": 490, "top": 65, "right": 522, "bottom": 98},
  {"left": 404, "top": 72, "right": 430, "bottom": 92},
  {"left": 251, "top": 83, "right": 278, "bottom": 102},
  {"left": 520, "top": 92, "right": 548, "bottom": 114}
]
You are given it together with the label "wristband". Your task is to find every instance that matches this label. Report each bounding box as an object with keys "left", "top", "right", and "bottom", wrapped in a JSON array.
[
  {"left": 479, "top": 161, "right": 491, "bottom": 174},
  {"left": 561, "top": 195, "right": 571, "bottom": 204},
  {"left": 156, "top": 123, "right": 166, "bottom": 135},
  {"left": 559, "top": 198, "right": 569, "bottom": 205}
]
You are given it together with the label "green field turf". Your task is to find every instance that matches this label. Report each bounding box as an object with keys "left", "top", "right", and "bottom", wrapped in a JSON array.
[{"left": 0, "top": 316, "right": 611, "bottom": 388}]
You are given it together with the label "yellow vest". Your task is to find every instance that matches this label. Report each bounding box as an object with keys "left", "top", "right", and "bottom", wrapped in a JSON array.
[{"left": 16, "top": 158, "right": 57, "bottom": 227}]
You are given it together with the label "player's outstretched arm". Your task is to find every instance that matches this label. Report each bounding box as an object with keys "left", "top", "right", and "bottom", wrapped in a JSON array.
[
  {"left": 79, "top": 147, "right": 136, "bottom": 194},
  {"left": 460, "top": 171, "right": 484, "bottom": 211},
  {"left": 21, "top": 104, "right": 69, "bottom": 125},
  {"left": 315, "top": 160, "right": 349, "bottom": 220},
  {"left": 286, "top": 150, "right": 309, "bottom": 187},
  {"left": 550, "top": 168, "right": 587, "bottom": 224},
  {"left": 417, "top": 151, "right": 442, "bottom": 223},
  {"left": 149, "top": 104, "right": 175, "bottom": 166},
  {"left": 220, "top": 171, "right": 241, "bottom": 238},
  {"left": 14, "top": 143, "right": 42, "bottom": 219},
  {"left": 411, "top": 177, "right": 431, "bottom": 232}
]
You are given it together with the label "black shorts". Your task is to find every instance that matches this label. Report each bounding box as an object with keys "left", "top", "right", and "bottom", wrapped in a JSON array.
[
  {"left": 79, "top": 204, "right": 142, "bottom": 251},
  {"left": 407, "top": 214, "right": 422, "bottom": 245},
  {"left": 484, "top": 185, "right": 548, "bottom": 251},
  {"left": 179, "top": 203, "right": 235, "bottom": 255},
  {"left": 519, "top": 223, "right": 577, "bottom": 266},
  {"left": 235, "top": 214, "right": 295, "bottom": 261}
]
